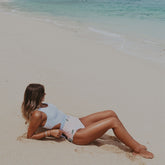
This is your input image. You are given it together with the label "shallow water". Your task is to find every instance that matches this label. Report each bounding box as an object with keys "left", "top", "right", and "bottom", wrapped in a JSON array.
[{"left": 1, "top": 0, "right": 165, "bottom": 63}]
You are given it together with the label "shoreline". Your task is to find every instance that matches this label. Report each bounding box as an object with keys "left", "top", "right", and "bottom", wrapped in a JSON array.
[
  {"left": 0, "top": 10, "right": 164, "bottom": 165},
  {"left": 0, "top": 2, "right": 165, "bottom": 65}
]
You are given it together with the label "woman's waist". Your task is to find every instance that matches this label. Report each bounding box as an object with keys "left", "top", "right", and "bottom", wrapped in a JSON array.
[{"left": 43, "top": 114, "right": 68, "bottom": 129}]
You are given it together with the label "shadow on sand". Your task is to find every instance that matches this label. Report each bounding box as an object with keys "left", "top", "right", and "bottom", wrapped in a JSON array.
[{"left": 17, "top": 130, "right": 145, "bottom": 164}]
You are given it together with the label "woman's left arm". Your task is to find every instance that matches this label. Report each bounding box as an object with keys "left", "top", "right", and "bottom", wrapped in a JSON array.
[
  {"left": 27, "top": 111, "right": 46, "bottom": 139},
  {"left": 27, "top": 111, "right": 64, "bottom": 140}
]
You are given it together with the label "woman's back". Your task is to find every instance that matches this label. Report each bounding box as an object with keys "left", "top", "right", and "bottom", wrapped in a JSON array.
[{"left": 38, "top": 103, "right": 67, "bottom": 129}]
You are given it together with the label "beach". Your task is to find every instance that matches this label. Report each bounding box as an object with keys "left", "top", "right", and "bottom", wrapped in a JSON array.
[{"left": 0, "top": 8, "right": 165, "bottom": 165}]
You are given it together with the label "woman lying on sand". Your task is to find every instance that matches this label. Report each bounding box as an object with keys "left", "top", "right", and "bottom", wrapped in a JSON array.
[{"left": 22, "top": 83, "right": 154, "bottom": 159}]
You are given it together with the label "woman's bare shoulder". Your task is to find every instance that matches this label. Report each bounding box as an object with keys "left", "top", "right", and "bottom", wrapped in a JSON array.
[{"left": 31, "top": 110, "right": 43, "bottom": 121}]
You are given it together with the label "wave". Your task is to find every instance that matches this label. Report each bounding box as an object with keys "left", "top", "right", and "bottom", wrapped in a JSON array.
[{"left": 88, "top": 27, "right": 121, "bottom": 38}]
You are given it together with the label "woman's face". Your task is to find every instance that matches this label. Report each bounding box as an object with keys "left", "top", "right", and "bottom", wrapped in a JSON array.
[{"left": 41, "top": 93, "right": 46, "bottom": 102}]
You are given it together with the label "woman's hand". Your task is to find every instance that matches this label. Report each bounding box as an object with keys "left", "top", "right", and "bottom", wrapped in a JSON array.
[{"left": 50, "top": 129, "right": 64, "bottom": 138}]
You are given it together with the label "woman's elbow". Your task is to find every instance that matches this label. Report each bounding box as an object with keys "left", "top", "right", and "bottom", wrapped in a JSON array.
[
  {"left": 27, "top": 135, "right": 31, "bottom": 139},
  {"left": 27, "top": 133, "right": 33, "bottom": 139}
]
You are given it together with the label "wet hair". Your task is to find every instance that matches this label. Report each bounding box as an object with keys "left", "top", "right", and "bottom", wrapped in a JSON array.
[{"left": 21, "top": 83, "right": 45, "bottom": 123}]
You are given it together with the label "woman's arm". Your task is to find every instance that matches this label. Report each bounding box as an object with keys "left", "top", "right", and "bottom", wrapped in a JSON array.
[
  {"left": 27, "top": 111, "right": 64, "bottom": 140},
  {"left": 27, "top": 111, "right": 44, "bottom": 139},
  {"left": 29, "top": 130, "right": 51, "bottom": 140},
  {"left": 29, "top": 129, "right": 64, "bottom": 140}
]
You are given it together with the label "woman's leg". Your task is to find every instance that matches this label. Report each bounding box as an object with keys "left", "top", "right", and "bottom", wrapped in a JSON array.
[
  {"left": 80, "top": 110, "right": 146, "bottom": 150},
  {"left": 73, "top": 117, "right": 153, "bottom": 159},
  {"left": 79, "top": 110, "right": 118, "bottom": 127}
]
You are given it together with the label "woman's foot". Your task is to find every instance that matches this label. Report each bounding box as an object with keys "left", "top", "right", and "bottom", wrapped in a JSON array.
[
  {"left": 137, "top": 149, "right": 154, "bottom": 159},
  {"left": 133, "top": 145, "right": 153, "bottom": 159},
  {"left": 139, "top": 144, "right": 147, "bottom": 150}
]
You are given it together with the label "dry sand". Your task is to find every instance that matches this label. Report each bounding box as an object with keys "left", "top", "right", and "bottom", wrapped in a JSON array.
[{"left": 0, "top": 11, "right": 164, "bottom": 165}]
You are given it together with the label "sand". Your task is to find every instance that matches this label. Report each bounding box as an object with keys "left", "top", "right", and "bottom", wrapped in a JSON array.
[{"left": 0, "top": 10, "right": 164, "bottom": 165}]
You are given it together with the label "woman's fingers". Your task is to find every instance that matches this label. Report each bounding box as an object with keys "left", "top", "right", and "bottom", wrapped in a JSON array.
[{"left": 50, "top": 129, "right": 65, "bottom": 138}]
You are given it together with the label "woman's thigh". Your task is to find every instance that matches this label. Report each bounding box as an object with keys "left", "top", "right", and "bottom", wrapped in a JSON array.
[
  {"left": 73, "top": 117, "right": 117, "bottom": 145},
  {"left": 79, "top": 110, "right": 117, "bottom": 127}
]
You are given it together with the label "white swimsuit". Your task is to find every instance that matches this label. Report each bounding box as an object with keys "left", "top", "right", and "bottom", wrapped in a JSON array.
[
  {"left": 38, "top": 103, "right": 85, "bottom": 142},
  {"left": 38, "top": 103, "right": 67, "bottom": 129}
]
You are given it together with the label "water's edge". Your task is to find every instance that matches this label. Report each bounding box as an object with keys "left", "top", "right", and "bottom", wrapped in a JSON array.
[{"left": 0, "top": 0, "right": 165, "bottom": 65}]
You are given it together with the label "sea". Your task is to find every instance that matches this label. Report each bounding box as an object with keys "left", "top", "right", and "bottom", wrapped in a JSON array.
[{"left": 0, "top": 0, "right": 165, "bottom": 64}]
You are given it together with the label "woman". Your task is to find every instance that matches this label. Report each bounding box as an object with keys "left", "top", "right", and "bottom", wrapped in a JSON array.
[{"left": 22, "top": 83, "right": 154, "bottom": 159}]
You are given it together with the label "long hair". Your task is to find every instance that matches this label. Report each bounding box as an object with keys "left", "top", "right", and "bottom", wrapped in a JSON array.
[{"left": 22, "top": 83, "right": 45, "bottom": 123}]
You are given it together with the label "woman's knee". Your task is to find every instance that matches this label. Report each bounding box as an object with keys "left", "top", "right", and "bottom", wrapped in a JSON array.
[
  {"left": 107, "top": 117, "right": 121, "bottom": 128},
  {"left": 105, "top": 110, "right": 118, "bottom": 118}
]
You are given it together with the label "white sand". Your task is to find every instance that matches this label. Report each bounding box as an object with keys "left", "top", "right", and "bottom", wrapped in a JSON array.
[{"left": 0, "top": 11, "right": 164, "bottom": 165}]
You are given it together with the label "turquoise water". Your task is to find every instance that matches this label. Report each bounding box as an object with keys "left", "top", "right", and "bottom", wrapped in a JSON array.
[
  {"left": 6, "top": 0, "right": 165, "bottom": 21},
  {"left": 1, "top": 0, "right": 165, "bottom": 63}
]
